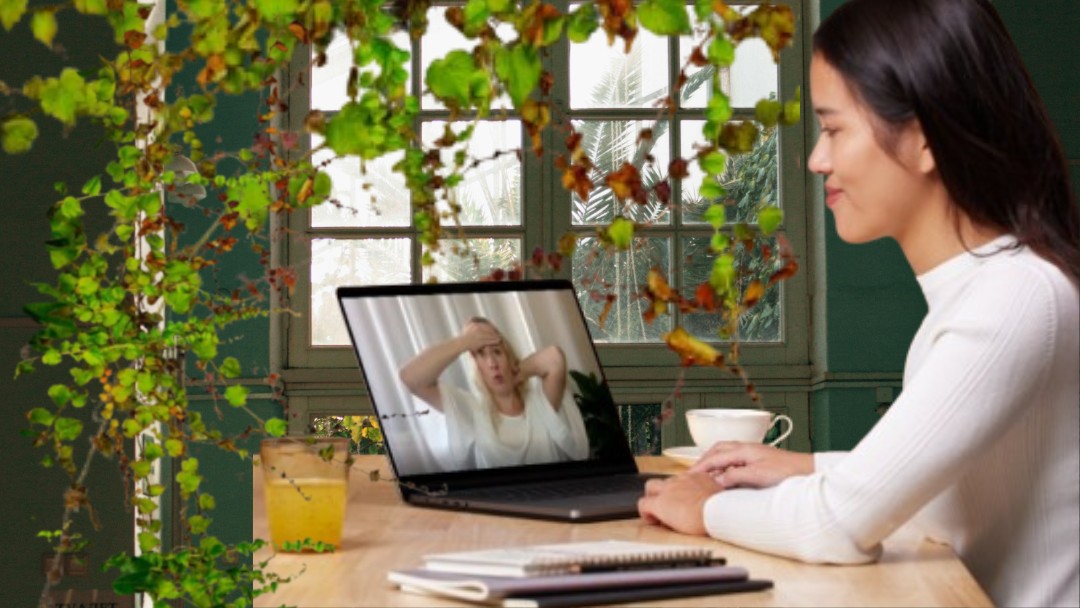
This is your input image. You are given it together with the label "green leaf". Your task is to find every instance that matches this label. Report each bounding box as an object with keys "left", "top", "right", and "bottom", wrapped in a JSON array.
[
  {"left": 706, "top": 93, "right": 732, "bottom": 124},
  {"left": 755, "top": 99, "right": 782, "bottom": 128},
  {"left": 38, "top": 68, "right": 87, "bottom": 126},
  {"left": 0, "top": 0, "right": 27, "bottom": 30},
  {"left": 494, "top": 44, "right": 540, "bottom": 108},
  {"left": 137, "top": 531, "right": 158, "bottom": 553},
  {"left": 606, "top": 217, "right": 635, "bottom": 250},
  {"left": 707, "top": 35, "right": 735, "bottom": 67},
  {"left": 54, "top": 417, "right": 83, "bottom": 441},
  {"left": 710, "top": 253, "right": 735, "bottom": 294},
  {"left": 699, "top": 179, "right": 725, "bottom": 200},
  {"left": 165, "top": 438, "right": 185, "bottom": 458},
  {"left": 219, "top": 356, "right": 241, "bottom": 379},
  {"left": 28, "top": 407, "right": 54, "bottom": 426},
  {"left": 189, "top": 514, "right": 211, "bottom": 534},
  {"left": 252, "top": 0, "right": 298, "bottom": 21},
  {"left": 1, "top": 116, "right": 38, "bottom": 154},
  {"left": 426, "top": 50, "right": 489, "bottom": 112},
  {"left": 758, "top": 206, "right": 783, "bottom": 235},
  {"left": 637, "top": 0, "right": 690, "bottom": 35},
  {"left": 265, "top": 417, "right": 287, "bottom": 437},
  {"left": 698, "top": 151, "right": 726, "bottom": 175},
  {"left": 48, "top": 384, "right": 72, "bottom": 406},
  {"left": 702, "top": 204, "right": 726, "bottom": 229},
  {"left": 31, "top": 9, "right": 57, "bottom": 46},
  {"left": 567, "top": 3, "right": 598, "bottom": 42},
  {"left": 224, "top": 384, "right": 249, "bottom": 407}
]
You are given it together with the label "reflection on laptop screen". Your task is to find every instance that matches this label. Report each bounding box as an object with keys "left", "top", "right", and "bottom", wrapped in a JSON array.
[{"left": 338, "top": 282, "right": 630, "bottom": 479}]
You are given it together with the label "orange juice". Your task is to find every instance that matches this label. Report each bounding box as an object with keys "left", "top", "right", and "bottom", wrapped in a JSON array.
[{"left": 265, "top": 477, "right": 347, "bottom": 550}]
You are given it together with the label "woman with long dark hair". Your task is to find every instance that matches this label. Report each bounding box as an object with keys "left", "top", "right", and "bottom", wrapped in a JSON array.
[{"left": 638, "top": 1, "right": 1079, "bottom": 605}]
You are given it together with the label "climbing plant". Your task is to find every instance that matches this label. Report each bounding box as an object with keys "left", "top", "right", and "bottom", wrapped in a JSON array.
[{"left": 0, "top": 0, "right": 800, "bottom": 604}]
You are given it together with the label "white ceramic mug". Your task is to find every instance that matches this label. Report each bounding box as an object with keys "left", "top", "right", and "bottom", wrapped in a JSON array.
[{"left": 686, "top": 408, "right": 794, "bottom": 447}]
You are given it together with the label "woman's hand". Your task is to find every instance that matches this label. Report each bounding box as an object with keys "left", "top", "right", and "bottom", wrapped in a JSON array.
[
  {"left": 459, "top": 320, "right": 502, "bottom": 352},
  {"left": 517, "top": 345, "right": 567, "bottom": 409},
  {"left": 637, "top": 472, "right": 721, "bottom": 536},
  {"left": 688, "top": 442, "right": 814, "bottom": 489}
]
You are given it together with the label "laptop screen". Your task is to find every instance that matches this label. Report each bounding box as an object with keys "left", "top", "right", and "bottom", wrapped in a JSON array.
[{"left": 337, "top": 280, "right": 636, "bottom": 484}]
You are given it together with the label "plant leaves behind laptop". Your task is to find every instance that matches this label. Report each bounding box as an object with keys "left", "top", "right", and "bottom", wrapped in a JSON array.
[{"left": 570, "top": 371, "right": 626, "bottom": 461}]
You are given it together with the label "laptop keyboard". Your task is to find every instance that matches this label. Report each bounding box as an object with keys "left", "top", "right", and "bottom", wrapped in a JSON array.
[{"left": 455, "top": 475, "right": 649, "bottom": 502}]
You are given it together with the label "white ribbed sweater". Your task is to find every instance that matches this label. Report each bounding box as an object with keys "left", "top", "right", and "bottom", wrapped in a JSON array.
[{"left": 703, "top": 237, "right": 1079, "bottom": 607}]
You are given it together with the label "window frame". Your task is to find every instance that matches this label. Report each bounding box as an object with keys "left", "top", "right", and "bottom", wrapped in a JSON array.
[{"left": 274, "top": 0, "right": 811, "bottom": 433}]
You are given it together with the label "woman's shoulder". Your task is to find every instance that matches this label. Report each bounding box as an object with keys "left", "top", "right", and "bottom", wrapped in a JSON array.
[
  {"left": 960, "top": 245, "right": 1079, "bottom": 333},
  {"left": 974, "top": 245, "right": 1077, "bottom": 303}
]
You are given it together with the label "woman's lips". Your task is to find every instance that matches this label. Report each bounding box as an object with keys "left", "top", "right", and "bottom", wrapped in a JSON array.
[{"left": 824, "top": 186, "right": 843, "bottom": 208}]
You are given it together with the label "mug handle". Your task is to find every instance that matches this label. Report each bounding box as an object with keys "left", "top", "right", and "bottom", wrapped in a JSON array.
[{"left": 766, "top": 414, "right": 794, "bottom": 446}]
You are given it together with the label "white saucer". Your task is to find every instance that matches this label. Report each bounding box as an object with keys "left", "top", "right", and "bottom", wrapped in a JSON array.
[{"left": 662, "top": 445, "right": 705, "bottom": 467}]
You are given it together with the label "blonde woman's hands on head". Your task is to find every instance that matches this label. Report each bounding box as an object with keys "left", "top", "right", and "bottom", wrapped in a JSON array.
[
  {"left": 516, "top": 346, "right": 567, "bottom": 410},
  {"left": 637, "top": 472, "right": 721, "bottom": 536},
  {"left": 459, "top": 320, "right": 502, "bottom": 352},
  {"left": 688, "top": 442, "right": 814, "bottom": 489}
]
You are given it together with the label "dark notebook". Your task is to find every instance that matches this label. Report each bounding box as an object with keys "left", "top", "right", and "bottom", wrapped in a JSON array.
[{"left": 337, "top": 280, "right": 664, "bottom": 522}]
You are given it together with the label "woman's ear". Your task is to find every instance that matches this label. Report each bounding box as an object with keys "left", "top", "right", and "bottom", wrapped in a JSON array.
[{"left": 910, "top": 121, "right": 936, "bottom": 175}]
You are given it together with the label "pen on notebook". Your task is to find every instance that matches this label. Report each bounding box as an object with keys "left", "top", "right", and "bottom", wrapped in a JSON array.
[{"left": 570, "top": 556, "right": 727, "bottom": 574}]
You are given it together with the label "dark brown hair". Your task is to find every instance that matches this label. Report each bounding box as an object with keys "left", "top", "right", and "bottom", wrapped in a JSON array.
[{"left": 814, "top": 0, "right": 1079, "bottom": 281}]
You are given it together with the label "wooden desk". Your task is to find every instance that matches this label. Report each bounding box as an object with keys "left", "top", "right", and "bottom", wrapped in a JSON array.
[{"left": 253, "top": 455, "right": 992, "bottom": 607}]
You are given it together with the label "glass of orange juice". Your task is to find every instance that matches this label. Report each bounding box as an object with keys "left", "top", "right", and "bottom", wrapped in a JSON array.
[{"left": 260, "top": 436, "right": 350, "bottom": 551}]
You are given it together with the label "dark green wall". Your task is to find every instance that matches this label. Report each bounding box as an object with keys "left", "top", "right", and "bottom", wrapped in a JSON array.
[
  {"left": 810, "top": 0, "right": 1080, "bottom": 450},
  {"left": 0, "top": 9, "right": 134, "bottom": 605}
]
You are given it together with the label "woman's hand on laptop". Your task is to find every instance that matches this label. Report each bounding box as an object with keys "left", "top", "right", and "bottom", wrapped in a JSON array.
[
  {"left": 637, "top": 473, "right": 721, "bottom": 535},
  {"left": 689, "top": 442, "right": 814, "bottom": 489}
]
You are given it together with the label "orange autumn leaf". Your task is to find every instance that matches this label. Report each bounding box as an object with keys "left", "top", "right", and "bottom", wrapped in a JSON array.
[
  {"left": 695, "top": 282, "right": 716, "bottom": 311},
  {"left": 606, "top": 162, "right": 646, "bottom": 205},
  {"left": 597, "top": 294, "right": 616, "bottom": 329},
  {"left": 769, "top": 258, "right": 798, "bottom": 285},
  {"left": 646, "top": 268, "right": 675, "bottom": 300},
  {"left": 562, "top": 164, "right": 592, "bottom": 200},
  {"left": 741, "top": 280, "right": 765, "bottom": 308},
  {"left": 664, "top": 327, "right": 723, "bottom": 366}
]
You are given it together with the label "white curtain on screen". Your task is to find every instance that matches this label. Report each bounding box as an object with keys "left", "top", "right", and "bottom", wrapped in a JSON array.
[{"left": 340, "top": 290, "right": 600, "bottom": 476}]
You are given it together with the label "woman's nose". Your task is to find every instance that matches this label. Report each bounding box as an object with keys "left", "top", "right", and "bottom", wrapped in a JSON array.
[{"left": 807, "top": 137, "right": 829, "bottom": 175}]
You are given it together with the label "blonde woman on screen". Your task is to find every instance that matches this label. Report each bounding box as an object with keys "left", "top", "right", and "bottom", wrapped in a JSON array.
[
  {"left": 638, "top": 1, "right": 1079, "bottom": 606},
  {"left": 400, "top": 317, "right": 590, "bottom": 469}
]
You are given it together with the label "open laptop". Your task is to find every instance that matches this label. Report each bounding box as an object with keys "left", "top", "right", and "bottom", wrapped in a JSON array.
[{"left": 336, "top": 279, "right": 664, "bottom": 522}]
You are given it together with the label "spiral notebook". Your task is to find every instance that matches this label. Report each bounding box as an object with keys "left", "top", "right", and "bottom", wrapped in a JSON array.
[{"left": 421, "top": 540, "right": 723, "bottom": 577}]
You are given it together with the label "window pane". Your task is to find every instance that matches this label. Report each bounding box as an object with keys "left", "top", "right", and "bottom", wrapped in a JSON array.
[
  {"left": 679, "top": 12, "right": 777, "bottom": 109},
  {"left": 420, "top": 9, "right": 515, "bottom": 110},
  {"left": 422, "top": 238, "right": 521, "bottom": 282},
  {"left": 680, "top": 120, "right": 778, "bottom": 225},
  {"left": 310, "top": 415, "right": 386, "bottom": 454},
  {"left": 569, "top": 25, "right": 669, "bottom": 109},
  {"left": 310, "top": 134, "right": 410, "bottom": 228},
  {"left": 312, "top": 30, "right": 412, "bottom": 112},
  {"left": 311, "top": 238, "right": 411, "bottom": 345},
  {"left": 572, "top": 237, "right": 671, "bottom": 343},
  {"left": 421, "top": 121, "right": 522, "bottom": 226},
  {"left": 680, "top": 236, "right": 781, "bottom": 342},
  {"left": 570, "top": 119, "right": 671, "bottom": 226},
  {"left": 618, "top": 403, "right": 662, "bottom": 455}
]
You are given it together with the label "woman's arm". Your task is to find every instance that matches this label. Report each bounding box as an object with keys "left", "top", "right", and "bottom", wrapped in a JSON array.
[
  {"left": 516, "top": 345, "right": 567, "bottom": 411},
  {"left": 642, "top": 261, "right": 1076, "bottom": 564},
  {"left": 399, "top": 323, "right": 500, "bottom": 411}
]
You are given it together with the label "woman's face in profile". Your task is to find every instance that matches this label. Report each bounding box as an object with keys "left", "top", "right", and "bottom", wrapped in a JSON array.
[
  {"left": 807, "top": 54, "right": 934, "bottom": 245},
  {"left": 472, "top": 341, "right": 516, "bottom": 397}
]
